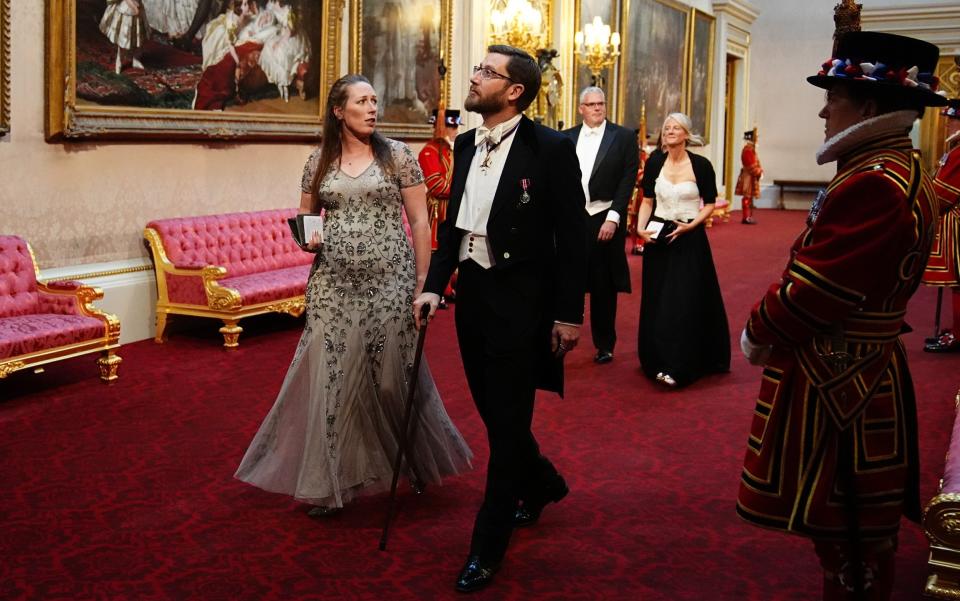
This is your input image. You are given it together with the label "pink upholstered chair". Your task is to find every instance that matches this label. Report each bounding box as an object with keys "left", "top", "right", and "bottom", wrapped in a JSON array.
[
  {"left": 144, "top": 210, "right": 313, "bottom": 348},
  {"left": 0, "top": 236, "right": 122, "bottom": 382}
]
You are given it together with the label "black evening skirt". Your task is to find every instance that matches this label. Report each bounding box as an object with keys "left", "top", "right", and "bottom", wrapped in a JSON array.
[{"left": 638, "top": 225, "right": 730, "bottom": 387}]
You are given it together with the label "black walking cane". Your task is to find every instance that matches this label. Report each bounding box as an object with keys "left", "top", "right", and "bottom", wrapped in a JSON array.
[{"left": 379, "top": 304, "right": 433, "bottom": 551}]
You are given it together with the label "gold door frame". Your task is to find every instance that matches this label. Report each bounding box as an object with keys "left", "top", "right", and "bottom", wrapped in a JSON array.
[
  {"left": 45, "top": 0, "right": 342, "bottom": 141},
  {"left": 686, "top": 8, "right": 715, "bottom": 144},
  {"left": 723, "top": 55, "right": 738, "bottom": 200},
  {"left": 350, "top": 0, "right": 453, "bottom": 139},
  {"left": 920, "top": 57, "right": 959, "bottom": 174},
  {"left": 0, "top": 0, "right": 8, "bottom": 137}
]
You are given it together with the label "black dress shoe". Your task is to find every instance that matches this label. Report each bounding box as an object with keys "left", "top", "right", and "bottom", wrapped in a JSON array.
[
  {"left": 594, "top": 350, "right": 613, "bottom": 364},
  {"left": 925, "top": 332, "right": 959, "bottom": 353},
  {"left": 514, "top": 474, "right": 569, "bottom": 528},
  {"left": 455, "top": 555, "right": 498, "bottom": 593}
]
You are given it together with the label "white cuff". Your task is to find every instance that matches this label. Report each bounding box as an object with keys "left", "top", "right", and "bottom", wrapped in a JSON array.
[
  {"left": 605, "top": 210, "right": 621, "bottom": 225},
  {"left": 740, "top": 328, "right": 772, "bottom": 366}
]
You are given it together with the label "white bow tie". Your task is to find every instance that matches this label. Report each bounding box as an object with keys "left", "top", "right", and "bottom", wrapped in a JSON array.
[
  {"left": 583, "top": 126, "right": 602, "bottom": 137},
  {"left": 475, "top": 125, "right": 502, "bottom": 147},
  {"left": 475, "top": 118, "right": 521, "bottom": 148}
]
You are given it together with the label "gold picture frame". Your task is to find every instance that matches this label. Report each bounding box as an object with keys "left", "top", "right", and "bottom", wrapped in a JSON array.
[
  {"left": 45, "top": 0, "right": 343, "bottom": 141},
  {"left": 617, "top": 0, "right": 691, "bottom": 138},
  {"left": 350, "top": 0, "right": 452, "bottom": 139},
  {"left": 0, "top": 0, "right": 9, "bottom": 137},
  {"left": 687, "top": 8, "right": 715, "bottom": 144}
]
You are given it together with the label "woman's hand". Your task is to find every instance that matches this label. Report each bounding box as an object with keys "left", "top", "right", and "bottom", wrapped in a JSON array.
[
  {"left": 666, "top": 221, "right": 693, "bottom": 243},
  {"left": 638, "top": 229, "right": 657, "bottom": 244},
  {"left": 305, "top": 231, "right": 322, "bottom": 251}
]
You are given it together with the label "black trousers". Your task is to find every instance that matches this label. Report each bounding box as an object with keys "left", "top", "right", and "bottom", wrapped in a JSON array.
[
  {"left": 589, "top": 282, "right": 618, "bottom": 353},
  {"left": 454, "top": 259, "right": 559, "bottom": 563},
  {"left": 586, "top": 211, "right": 627, "bottom": 353}
]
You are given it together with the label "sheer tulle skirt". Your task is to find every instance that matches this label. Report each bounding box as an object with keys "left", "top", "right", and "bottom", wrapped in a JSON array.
[{"left": 235, "top": 302, "right": 472, "bottom": 508}]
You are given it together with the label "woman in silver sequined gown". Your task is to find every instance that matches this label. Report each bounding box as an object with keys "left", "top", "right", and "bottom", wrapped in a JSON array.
[{"left": 235, "top": 75, "right": 472, "bottom": 511}]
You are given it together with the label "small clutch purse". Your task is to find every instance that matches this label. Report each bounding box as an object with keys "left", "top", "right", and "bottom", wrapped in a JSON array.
[
  {"left": 645, "top": 216, "right": 676, "bottom": 240},
  {"left": 288, "top": 213, "right": 324, "bottom": 252}
]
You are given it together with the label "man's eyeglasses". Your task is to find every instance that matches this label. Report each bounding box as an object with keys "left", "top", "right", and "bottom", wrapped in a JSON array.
[
  {"left": 580, "top": 101, "right": 605, "bottom": 109},
  {"left": 472, "top": 65, "right": 516, "bottom": 83}
]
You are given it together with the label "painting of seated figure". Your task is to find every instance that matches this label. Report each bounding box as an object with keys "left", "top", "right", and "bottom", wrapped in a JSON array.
[{"left": 47, "top": 0, "right": 338, "bottom": 140}]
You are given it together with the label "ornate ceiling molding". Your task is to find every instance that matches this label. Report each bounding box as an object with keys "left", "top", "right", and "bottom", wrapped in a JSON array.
[
  {"left": 711, "top": 0, "right": 759, "bottom": 28},
  {"left": 861, "top": 4, "right": 960, "bottom": 55}
]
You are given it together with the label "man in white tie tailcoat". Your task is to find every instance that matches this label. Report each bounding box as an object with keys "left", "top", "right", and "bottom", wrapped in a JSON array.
[{"left": 563, "top": 87, "right": 639, "bottom": 364}]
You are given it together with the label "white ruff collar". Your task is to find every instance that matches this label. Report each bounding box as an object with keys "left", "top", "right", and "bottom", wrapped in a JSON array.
[{"left": 815, "top": 110, "right": 918, "bottom": 165}]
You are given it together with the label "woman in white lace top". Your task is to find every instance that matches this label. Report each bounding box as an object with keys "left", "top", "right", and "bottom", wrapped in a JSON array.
[{"left": 635, "top": 113, "right": 730, "bottom": 387}]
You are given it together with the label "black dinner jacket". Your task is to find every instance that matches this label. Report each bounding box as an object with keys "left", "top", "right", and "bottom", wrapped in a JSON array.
[
  {"left": 563, "top": 121, "right": 640, "bottom": 222},
  {"left": 424, "top": 116, "right": 587, "bottom": 392}
]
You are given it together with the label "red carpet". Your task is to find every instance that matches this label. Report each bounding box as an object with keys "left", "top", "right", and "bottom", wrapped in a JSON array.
[{"left": 1, "top": 209, "right": 957, "bottom": 600}]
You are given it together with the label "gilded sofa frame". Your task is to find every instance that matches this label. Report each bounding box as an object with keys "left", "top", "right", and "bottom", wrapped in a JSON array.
[
  {"left": 924, "top": 386, "right": 960, "bottom": 599},
  {"left": 143, "top": 227, "right": 306, "bottom": 349},
  {"left": 0, "top": 243, "right": 122, "bottom": 382}
]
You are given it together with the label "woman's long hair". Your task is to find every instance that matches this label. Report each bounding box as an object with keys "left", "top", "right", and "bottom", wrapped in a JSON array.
[
  {"left": 661, "top": 112, "right": 705, "bottom": 147},
  {"left": 309, "top": 74, "right": 396, "bottom": 208}
]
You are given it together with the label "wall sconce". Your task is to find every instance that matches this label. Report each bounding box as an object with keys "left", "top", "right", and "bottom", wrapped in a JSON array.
[
  {"left": 490, "top": 0, "right": 547, "bottom": 59},
  {"left": 574, "top": 16, "right": 620, "bottom": 86}
]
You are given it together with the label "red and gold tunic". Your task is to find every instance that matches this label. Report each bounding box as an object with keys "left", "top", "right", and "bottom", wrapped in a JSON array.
[
  {"left": 417, "top": 137, "right": 453, "bottom": 251},
  {"left": 735, "top": 142, "right": 763, "bottom": 199},
  {"left": 921, "top": 142, "right": 960, "bottom": 286},
  {"left": 737, "top": 134, "right": 938, "bottom": 542}
]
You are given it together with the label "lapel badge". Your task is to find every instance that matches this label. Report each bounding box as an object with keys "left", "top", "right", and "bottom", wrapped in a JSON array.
[{"left": 519, "top": 178, "right": 532, "bottom": 205}]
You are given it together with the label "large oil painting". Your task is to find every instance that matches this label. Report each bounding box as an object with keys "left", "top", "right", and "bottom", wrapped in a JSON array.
[
  {"left": 687, "top": 8, "right": 714, "bottom": 143},
  {"left": 351, "top": 0, "right": 450, "bottom": 138},
  {"left": 46, "top": 0, "right": 341, "bottom": 140},
  {"left": 618, "top": 0, "right": 689, "bottom": 138},
  {"left": 1, "top": 0, "right": 9, "bottom": 137}
]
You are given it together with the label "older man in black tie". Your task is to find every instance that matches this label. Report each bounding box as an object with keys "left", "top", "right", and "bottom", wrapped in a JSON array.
[
  {"left": 564, "top": 87, "right": 639, "bottom": 364},
  {"left": 414, "top": 45, "right": 586, "bottom": 593}
]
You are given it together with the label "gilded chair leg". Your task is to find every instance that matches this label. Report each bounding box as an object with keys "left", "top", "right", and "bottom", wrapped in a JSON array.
[
  {"left": 98, "top": 350, "right": 122, "bottom": 383},
  {"left": 155, "top": 311, "right": 170, "bottom": 343},
  {"left": 0, "top": 360, "right": 26, "bottom": 379},
  {"left": 220, "top": 320, "right": 242, "bottom": 349}
]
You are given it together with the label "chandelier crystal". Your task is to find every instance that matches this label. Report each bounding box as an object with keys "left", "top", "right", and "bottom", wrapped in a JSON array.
[
  {"left": 490, "top": 0, "right": 547, "bottom": 58},
  {"left": 575, "top": 16, "right": 621, "bottom": 83}
]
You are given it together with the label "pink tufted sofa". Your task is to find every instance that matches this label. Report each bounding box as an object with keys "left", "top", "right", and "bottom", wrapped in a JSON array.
[
  {"left": 0, "top": 236, "right": 121, "bottom": 381},
  {"left": 144, "top": 209, "right": 313, "bottom": 348},
  {"left": 924, "top": 385, "right": 960, "bottom": 598}
]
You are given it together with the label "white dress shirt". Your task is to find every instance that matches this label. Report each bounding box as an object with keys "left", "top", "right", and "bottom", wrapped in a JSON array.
[
  {"left": 455, "top": 113, "right": 524, "bottom": 269},
  {"left": 575, "top": 120, "right": 620, "bottom": 224}
]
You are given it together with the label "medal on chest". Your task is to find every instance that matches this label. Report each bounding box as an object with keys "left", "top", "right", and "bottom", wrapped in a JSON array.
[{"left": 520, "top": 178, "right": 531, "bottom": 206}]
